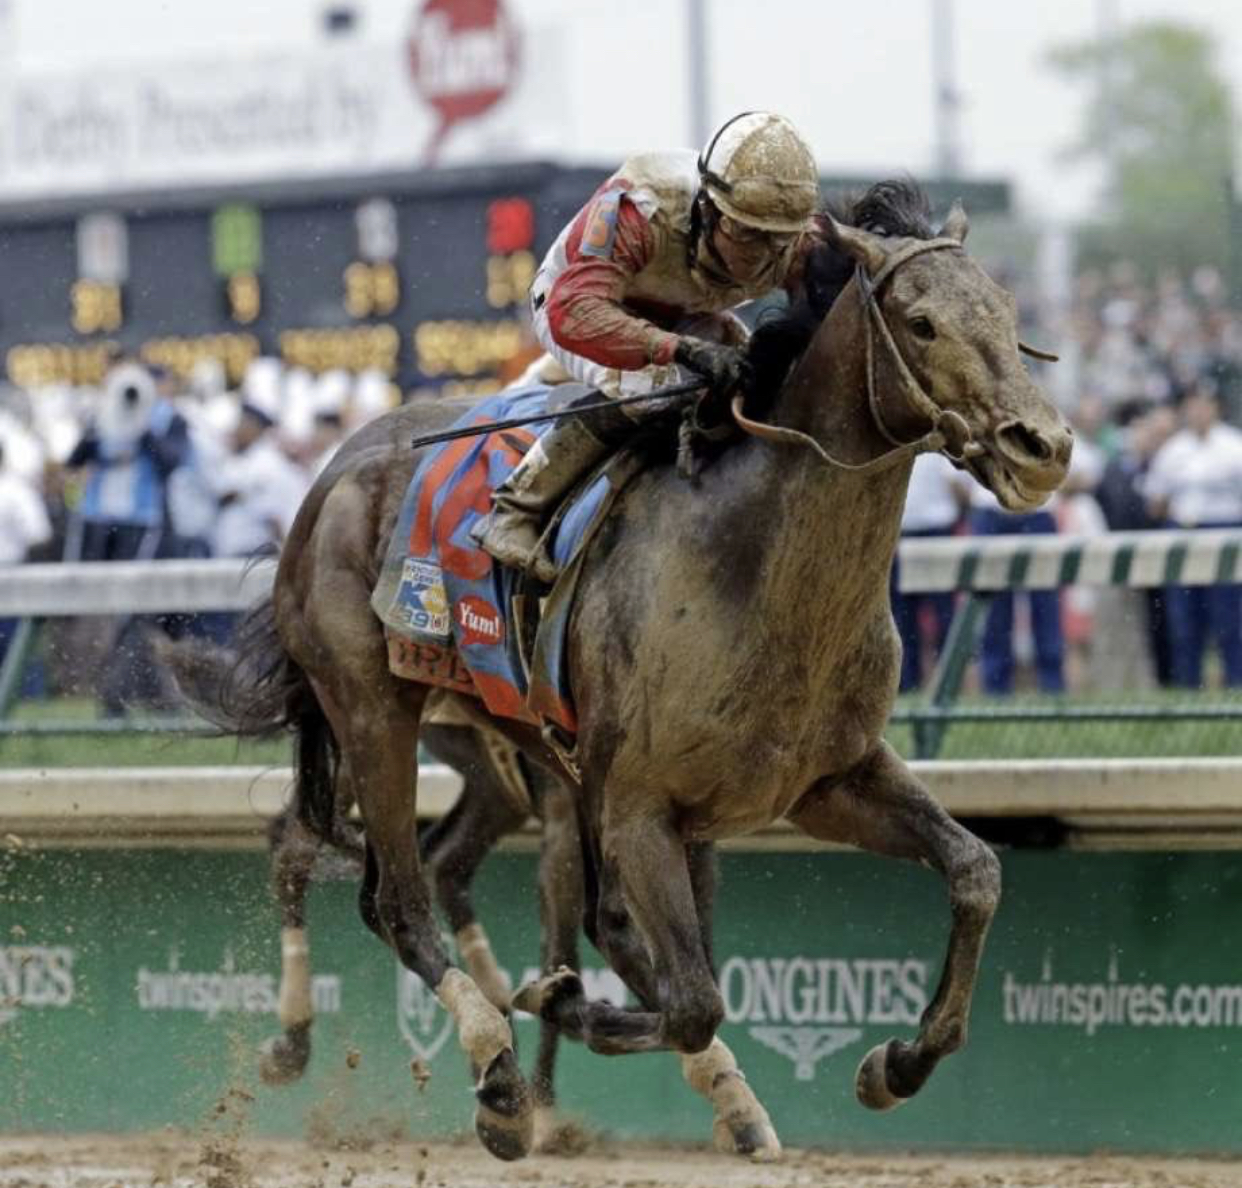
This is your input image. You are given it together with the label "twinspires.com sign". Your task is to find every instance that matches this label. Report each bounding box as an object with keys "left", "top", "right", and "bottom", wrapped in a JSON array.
[{"left": 4, "top": 848, "right": 1242, "bottom": 1153}]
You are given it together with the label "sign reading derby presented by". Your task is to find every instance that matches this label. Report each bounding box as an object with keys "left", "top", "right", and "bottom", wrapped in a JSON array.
[{"left": 0, "top": 0, "right": 548, "bottom": 201}]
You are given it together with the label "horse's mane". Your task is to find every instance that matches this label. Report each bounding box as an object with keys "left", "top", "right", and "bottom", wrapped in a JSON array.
[{"left": 745, "top": 179, "right": 935, "bottom": 413}]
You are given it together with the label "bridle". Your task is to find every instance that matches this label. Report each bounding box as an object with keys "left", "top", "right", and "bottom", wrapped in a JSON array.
[{"left": 732, "top": 236, "right": 989, "bottom": 476}]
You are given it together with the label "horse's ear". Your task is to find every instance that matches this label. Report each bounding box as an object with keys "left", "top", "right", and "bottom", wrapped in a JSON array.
[
  {"left": 819, "top": 215, "right": 888, "bottom": 275},
  {"left": 940, "top": 200, "right": 969, "bottom": 244}
]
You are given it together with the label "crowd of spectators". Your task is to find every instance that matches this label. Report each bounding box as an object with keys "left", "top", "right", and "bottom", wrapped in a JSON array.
[
  {"left": 2, "top": 258, "right": 1242, "bottom": 714},
  {"left": 0, "top": 354, "right": 396, "bottom": 712}
]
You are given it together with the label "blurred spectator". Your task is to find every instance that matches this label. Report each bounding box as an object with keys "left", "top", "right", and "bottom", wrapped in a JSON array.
[
  {"left": 0, "top": 438, "right": 52, "bottom": 669},
  {"left": 1095, "top": 401, "right": 1177, "bottom": 687},
  {"left": 208, "top": 364, "right": 308, "bottom": 561},
  {"left": 1057, "top": 407, "right": 1107, "bottom": 689},
  {"left": 64, "top": 360, "right": 189, "bottom": 563},
  {"left": 969, "top": 486, "right": 1066, "bottom": 696},
  {"left": 304, "top": 410, "right": 348, "bottom": 480},
  {"left": 63, "top": 361, "right": 192, "bottom": 714},
  {"left": 1144, "top": 379, "right": 1242, "bottom": 687},
  {"left": 891, "top": 454, "right": 968, "bottom": 692}
]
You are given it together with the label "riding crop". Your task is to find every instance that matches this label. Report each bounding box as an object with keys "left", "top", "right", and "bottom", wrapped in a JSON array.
[{"left": 408, "top": 378, "right": 707, "bottom": 451}]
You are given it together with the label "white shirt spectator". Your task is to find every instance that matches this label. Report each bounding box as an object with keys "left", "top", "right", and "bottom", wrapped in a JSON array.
[
  {"left": 1144, "top": 423, "right": 1242, "bottom": 526},
  {"left": 0, "top": 469, "right": 52, "bottom": 564},
  {"left": 210, "top": 437, "right": 309, "bottom": 558},
  {"left": 902, "top": 454, "right": 965, "bottom": 532}
]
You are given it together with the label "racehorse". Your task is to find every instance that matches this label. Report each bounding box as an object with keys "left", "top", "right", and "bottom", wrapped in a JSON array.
[{"left": 200, "top": 180, "right": 1072, "bottom": 1161}]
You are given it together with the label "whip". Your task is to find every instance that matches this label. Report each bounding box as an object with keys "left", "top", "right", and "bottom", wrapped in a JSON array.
[{"left": 409, "top": 378, "right": 706, "bottom": 451}]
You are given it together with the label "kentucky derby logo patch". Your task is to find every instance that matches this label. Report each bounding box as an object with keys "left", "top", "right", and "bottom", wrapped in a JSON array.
[{"left": 392, "top": 559, "right": 451, "bottom": 639}]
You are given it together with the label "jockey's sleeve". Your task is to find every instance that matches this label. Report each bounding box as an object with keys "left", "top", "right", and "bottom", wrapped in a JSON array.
[{"left": 543, "top": 195, "right": 681, "bottom": 372}]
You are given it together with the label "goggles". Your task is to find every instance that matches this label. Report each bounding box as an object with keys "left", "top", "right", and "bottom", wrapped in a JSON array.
[{"left": 714, "top": 211, "right": 801, "bottom": 250}]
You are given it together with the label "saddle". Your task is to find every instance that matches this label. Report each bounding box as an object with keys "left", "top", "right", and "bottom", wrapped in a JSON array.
[{"left": 370, "top": 386, "right": 645, "bottom": 744}]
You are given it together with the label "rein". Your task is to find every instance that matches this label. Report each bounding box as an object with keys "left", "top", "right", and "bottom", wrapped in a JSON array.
[{"left": 730, "top": 236, "right": 992, "bottom": 474}]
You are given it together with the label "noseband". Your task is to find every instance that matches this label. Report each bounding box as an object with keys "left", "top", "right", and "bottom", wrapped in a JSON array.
[{"left": 732, "top": 236, "right": 987, "bottom": 475}]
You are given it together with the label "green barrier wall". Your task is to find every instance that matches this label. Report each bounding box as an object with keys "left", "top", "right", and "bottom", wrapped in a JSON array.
[{"left": 3, "top": 847, "right": 1242, "bottom": 1153}]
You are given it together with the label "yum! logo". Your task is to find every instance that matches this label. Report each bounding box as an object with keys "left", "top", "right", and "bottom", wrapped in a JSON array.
[
  {"left": 456, "top": 595, "right": 504, "bottom": 646},
  {"left": 720, "top": 955, "right": 929, "bottom": 1081}
]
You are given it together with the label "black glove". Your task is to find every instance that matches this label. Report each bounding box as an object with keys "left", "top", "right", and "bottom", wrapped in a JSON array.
[{"left": 674, "top": 337, "right": 751, "bottom": 395}]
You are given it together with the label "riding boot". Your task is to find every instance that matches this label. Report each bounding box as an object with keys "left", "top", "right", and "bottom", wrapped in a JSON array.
[{"left": 474, "top": 417, "right": 609, "bottom": 583}]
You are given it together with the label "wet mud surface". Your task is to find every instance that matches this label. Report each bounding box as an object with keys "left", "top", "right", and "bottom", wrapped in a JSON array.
[{"left": 2, "top": 1135, "right": 1241, "bottom": 1188}]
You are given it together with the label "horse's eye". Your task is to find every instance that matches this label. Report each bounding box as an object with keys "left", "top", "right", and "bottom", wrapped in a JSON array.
[{"left": 909, "top": 316, "right": 936, "bottom": 342}]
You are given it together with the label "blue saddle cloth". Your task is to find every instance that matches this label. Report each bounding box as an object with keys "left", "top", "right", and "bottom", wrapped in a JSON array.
[{"left": 370, "top": 387, "right": 615, "bottom": 732}]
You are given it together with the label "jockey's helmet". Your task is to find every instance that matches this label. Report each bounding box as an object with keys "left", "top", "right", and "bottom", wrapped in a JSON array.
[{"left": 698, "top": 112, "right": 819, "bottom": 234}]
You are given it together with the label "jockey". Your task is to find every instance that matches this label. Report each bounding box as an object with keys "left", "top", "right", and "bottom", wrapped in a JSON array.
[{"left": 476, "top": 110, "right": 821, "bottom": 581}]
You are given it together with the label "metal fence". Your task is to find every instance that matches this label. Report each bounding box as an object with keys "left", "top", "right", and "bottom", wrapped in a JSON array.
[{"left": 1, "top": 530, "right": 1241, "bottom": 761}]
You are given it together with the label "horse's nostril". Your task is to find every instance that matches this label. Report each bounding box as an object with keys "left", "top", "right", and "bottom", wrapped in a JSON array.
[{"left": 999, "top": 422, "right": 1052, "bottom": 464}]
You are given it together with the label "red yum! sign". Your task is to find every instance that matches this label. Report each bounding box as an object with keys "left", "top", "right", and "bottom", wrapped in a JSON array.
[{"left": 456, "top": 595, "right": 505, "bottom": 647}]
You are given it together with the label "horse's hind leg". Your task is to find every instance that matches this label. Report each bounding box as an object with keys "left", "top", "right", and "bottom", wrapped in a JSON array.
[
  {"left": 788, "top": 739, "right": 1001, "bottom": 1111},
  {"left": 258, "top": 806, "right": 320, "bottom": 1085},
  {"left": 597, "top": 841, "right": 779, "bottom": 1160},
  {"left": 527, "top": 772, "right": 583, "bottom": 1149},
  {"left": 259, "top": 764, "right": 364, "bottom": 1086},
  {"left": 522, "top": 810, "right": 723, "bottom": 1056},
  {"left": 344, "top": 686, "right": 532, "bottom": 1159},
  {"left": 679, "top": 842, "right": 780, "bottom": 1162},
  {"left": 289, "top": 571, "right": 532, "bottom": 1160},
  {"left": 419, "top": 724, "right": 527, "bottom": 1012}
]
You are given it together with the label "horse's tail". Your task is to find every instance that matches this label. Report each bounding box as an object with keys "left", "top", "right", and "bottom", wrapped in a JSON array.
[{"left": 160, "top": 599, "right": 339, "bottom": 842}]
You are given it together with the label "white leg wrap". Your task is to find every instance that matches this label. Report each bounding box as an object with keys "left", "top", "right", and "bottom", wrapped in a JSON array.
[
  {"left": 277, "top": 927, "right": 313, "bottom": 1030},
  {"left": 437, "top": 967, "right": 512, "bottom": 1073},
  {"left": 455, "top": 923, "right": 513, "bottom": 1012},
  {"left": 681, "top": 1038, "right": 781, "bottom": 1161}
]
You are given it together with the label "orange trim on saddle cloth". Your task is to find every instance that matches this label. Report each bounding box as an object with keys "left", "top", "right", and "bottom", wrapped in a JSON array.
[
  {"left": 526, "top": 675, "right": 578, "bottom": 734},
  {"left": 385, "top": 635, "right": 476, "bottom": 695},
  {"left": 409, "top": 416, "right": 536, "bottom": 582},
  {"left": 384, "top": 635, "right": 541, "bottom": 725}
]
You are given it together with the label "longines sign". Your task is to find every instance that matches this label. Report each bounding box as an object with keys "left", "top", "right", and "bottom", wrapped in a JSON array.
[{"left": 0, "top": 5, "right": 542, "bottom": 200}]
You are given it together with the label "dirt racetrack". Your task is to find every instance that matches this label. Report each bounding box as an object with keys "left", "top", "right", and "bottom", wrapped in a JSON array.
[{"left": 2, "top": 1135, "right": 1242, "bottom": 1188}]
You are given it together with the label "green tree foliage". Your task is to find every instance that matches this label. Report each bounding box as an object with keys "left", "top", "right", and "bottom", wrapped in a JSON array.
[{"left": 1048, "top": 21, "right": 1236, "bottom": 276}]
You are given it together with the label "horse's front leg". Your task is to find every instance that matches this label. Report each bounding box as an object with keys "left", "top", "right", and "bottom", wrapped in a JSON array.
[
  {"left": 787, "top": 740, "right": 1001, "bottom": 1110},
  {"left": 607, "top": 811, "right": 725, "bottom": 1053}
]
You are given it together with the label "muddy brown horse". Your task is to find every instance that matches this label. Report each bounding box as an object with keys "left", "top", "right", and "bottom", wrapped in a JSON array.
[{"left": 206, "top": 182, "right": 1072, "bottom": 1161}]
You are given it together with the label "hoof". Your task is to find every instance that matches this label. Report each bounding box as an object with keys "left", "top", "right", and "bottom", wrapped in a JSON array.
[
  {"left": 855, "top": 1040, "right": 907, "bottom": 1112},
  {"left": 258, "top": 1024, "right": 311, "bottom": 1086},
  {"left": 475, "top": 1048, "right": 533, "bottom": 1162},
  {"left": 712, "top": 1117, "right": 783, "bottom": 1163},
  {"left": 512, "top": 967, "right": 583, "bottom": 1020}
]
